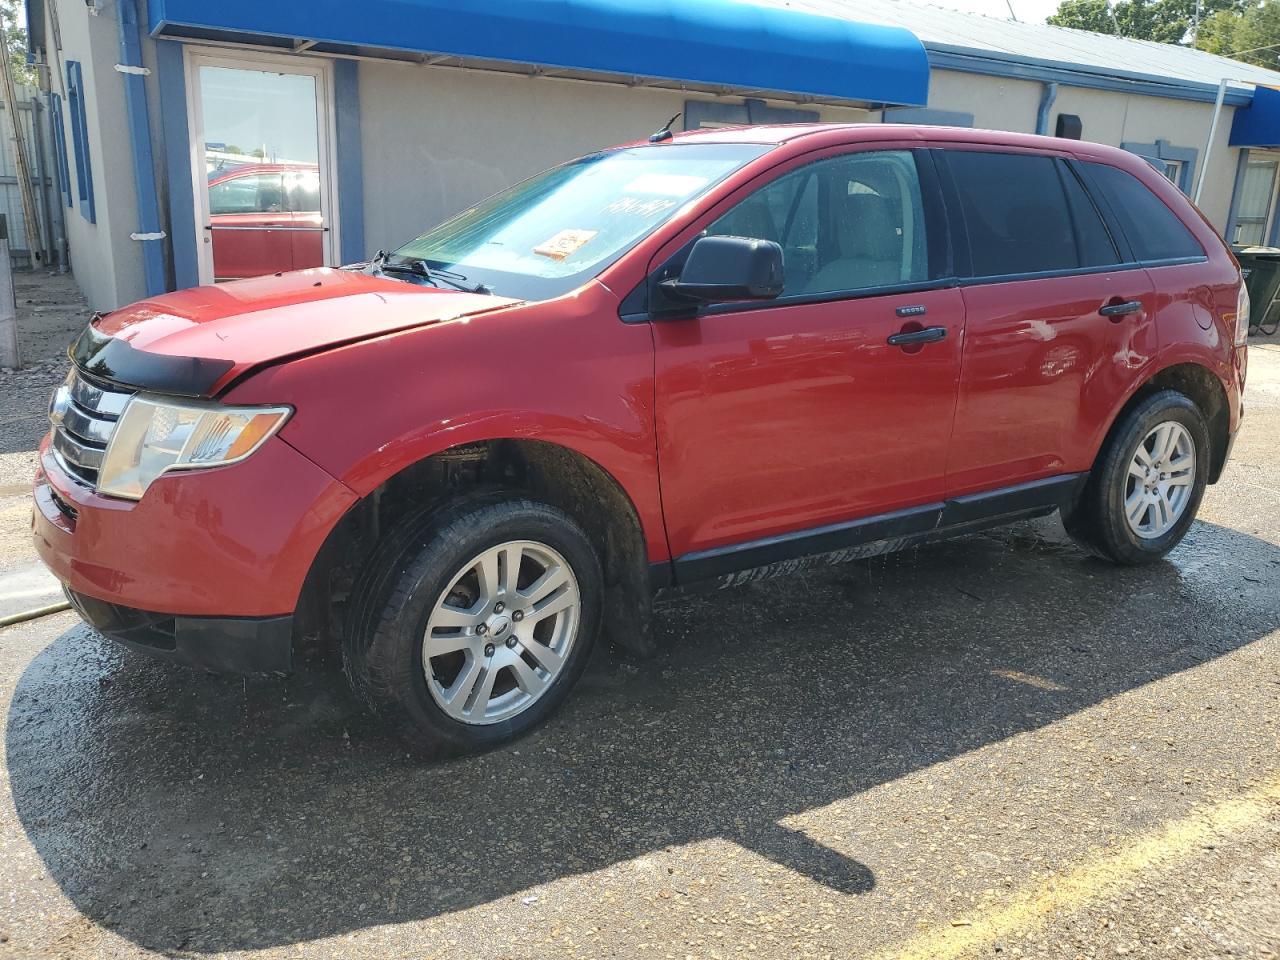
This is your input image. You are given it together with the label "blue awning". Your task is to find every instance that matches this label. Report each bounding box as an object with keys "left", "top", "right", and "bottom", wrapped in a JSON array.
[
  {"left": 148, "top": 0, "right": 929, "bottom": 107},
  {"left": 1231, "top": 84, "right": 1280, "bottom": 147}
]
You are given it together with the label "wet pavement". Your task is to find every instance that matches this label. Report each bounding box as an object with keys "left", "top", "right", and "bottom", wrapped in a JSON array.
[{"left": 1, "top": 340, "right": 1278, "bottom": 959}]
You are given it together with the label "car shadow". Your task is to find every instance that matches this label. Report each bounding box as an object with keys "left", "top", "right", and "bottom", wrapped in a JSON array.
[{"left": 6, "top": 516, "right": 1278, "bottom": 953}]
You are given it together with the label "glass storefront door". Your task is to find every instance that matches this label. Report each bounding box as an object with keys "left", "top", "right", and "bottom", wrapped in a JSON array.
[{"left": 187, "top": 52, "right": 335, "bottom": 283}]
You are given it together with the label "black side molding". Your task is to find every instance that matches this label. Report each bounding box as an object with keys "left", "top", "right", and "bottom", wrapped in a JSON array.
[
  {"left": 940, "top": 473, "right": 1086, "bottom": 527},
  {"left": 661, "top": 473, "right": 1087, "bottom": 589},
  {"left": 673, "top": 503, "right": 943, "bottom": 585}
]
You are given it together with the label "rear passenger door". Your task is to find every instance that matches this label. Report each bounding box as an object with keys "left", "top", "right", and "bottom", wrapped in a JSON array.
[{"left": 937, "top": 148, "right": 1159, "bottom": 497}]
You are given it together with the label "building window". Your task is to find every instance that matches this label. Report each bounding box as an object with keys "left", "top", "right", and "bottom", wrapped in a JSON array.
[
  {"left": 49, "top": 93, "right": 72, "bottom": 209},
  {"left": 1120, "top": 139, "right": 1197, "bottom": 195},
  {"left": 65, "top": 60, "right": 95, "bottom": 223}
]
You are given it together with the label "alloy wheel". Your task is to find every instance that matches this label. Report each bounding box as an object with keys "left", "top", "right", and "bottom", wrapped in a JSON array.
[
  {"left": 422, "top": 540, "right": 581, "bottom": 725},
  {"left": 1124, "top": 420, "right": 1196, "bottom": 540}
]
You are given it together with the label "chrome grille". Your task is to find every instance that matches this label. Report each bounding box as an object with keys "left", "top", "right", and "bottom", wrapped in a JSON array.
[{"left": 49, "top": 369, "right": 134, "bottom": 487}]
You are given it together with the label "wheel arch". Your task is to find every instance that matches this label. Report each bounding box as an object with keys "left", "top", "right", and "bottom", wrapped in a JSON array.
[
  {"left": 296, "top": 437, "right": 659, "bottom": 659},
  {"left": 1092, "top": 360, "right": 1232, "bottom": 486}
]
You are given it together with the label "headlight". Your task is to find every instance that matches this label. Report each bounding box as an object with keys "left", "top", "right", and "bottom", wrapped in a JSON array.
[
  {"left": 98, "top": 395, "right": 291, "bottom": 500},
  {"left": 1234, "top": 281, "right": 1251, "bottom": 346}
]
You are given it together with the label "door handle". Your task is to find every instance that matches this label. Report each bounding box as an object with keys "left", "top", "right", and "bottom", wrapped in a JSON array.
[
  {"left": 887, "top": 325, "right": 947, "bottom": 347},
  {"left": 1098, "top": 299, "right": 1143, "bottom": 318}
]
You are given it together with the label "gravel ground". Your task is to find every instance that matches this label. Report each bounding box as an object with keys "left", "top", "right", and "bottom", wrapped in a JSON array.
[
  {"left": 0, "top": 278, "right": 1277, "bottom": 959},
  {"left": 0, "top": 270, "right": 88, "bottom": 576}
]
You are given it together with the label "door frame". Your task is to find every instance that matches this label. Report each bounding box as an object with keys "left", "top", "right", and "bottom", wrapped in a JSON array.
[
  {"left": 1225, "top": 148, "right": 1280, "bottom": 248},
  {"left": 182, "top": 46, "right": 340, "bottom": 284}
]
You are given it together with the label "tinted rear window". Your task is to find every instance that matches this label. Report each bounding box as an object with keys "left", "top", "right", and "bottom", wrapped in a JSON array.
[
  {"left": 946, "top": 150, "right": 1117, "bottom": 277},
  {"left": 1083, "top": 162, "right": 1204, "bottom": 262},
  {"left": 1060, "top": 164, "right": 1121, "bottom": 268}
]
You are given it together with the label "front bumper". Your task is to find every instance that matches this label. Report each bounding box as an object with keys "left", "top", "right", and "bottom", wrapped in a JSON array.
[
  {"left": 65, "top": 589, "right": 294, "bottom": 672},
  {"left": 33, "top": 433, "right": 357, "bottom": 619}
]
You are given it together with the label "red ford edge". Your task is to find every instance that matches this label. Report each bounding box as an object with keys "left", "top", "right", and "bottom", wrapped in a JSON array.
[{"left": 34, "top": 124, "right": 1248, "bottom": 755}]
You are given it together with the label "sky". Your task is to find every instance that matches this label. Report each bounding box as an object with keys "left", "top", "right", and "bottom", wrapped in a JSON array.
[{"left": 903, "top": 0, "right": 1061, "bottom": 23}]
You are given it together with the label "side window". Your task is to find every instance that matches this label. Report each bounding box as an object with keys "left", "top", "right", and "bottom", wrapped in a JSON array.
[
  {"left": 705, "top": 150, "right": 928, "bottom": 297},
  {"left": 1058, "top": 162, "right": 1121, "bottom": 268},
  {"left": 945, "top": 150, "right": 1081, "bottom": 277},
  {"left": 1083, "top": 162, "right": 1204, "bottom": 262},
  {"left": 208, "top": 173, "right": 285, "bottom": 215}
]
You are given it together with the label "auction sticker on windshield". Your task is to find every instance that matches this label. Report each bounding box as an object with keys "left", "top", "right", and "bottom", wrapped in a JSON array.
[{"left": 533, "top": 229, "right": 599, "bottom": 261}]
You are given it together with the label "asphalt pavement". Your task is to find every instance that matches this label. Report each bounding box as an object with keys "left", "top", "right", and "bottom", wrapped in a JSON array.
[{"left": 0, "top": 334, "right": 1277, "bottom": 959}]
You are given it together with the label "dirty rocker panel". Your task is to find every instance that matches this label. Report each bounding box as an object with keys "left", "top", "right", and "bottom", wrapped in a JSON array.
[{"left": 658, "top": 473, "right": 1087, "bottom": 589}]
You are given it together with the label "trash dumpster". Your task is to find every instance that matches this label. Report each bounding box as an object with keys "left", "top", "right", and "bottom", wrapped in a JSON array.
[{"left": 1236, "top": 247, "right": 1280, "bottom": 335}]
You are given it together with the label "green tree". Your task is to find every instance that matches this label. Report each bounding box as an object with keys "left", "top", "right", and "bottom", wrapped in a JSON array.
[
  {"left": 1196, "top": 1, "right": 1280, "bottom": 67},
  {"left": 1048, "top": 0, "right": 1243, "bottom": 44},
  {"left": 0, "top": 1, "right": 37, "bottom": 88}
]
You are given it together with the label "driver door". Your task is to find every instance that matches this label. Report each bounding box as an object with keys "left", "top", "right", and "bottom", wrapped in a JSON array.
[{"left": 651, "top": 148, "right": 966, "bottom": 571}]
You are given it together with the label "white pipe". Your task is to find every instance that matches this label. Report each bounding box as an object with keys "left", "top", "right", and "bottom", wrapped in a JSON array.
[{"left": 1195, "top": 77, "right": 1230, "bottom": 205}]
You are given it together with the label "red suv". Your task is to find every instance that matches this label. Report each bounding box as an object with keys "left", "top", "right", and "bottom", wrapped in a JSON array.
[{"left": 34, "top": 125, "right": 1248, "bottom": 755}]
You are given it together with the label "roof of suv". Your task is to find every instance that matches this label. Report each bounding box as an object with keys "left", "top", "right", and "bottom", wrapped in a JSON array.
[{"left": 646, "top": 122, "right": 1144, "bottom": 167}]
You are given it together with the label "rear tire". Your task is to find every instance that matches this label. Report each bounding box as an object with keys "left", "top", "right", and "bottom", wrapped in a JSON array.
[
  {"left": 1064, "top": 389, "right": 1209, "bottom": 565},
  {"left": 343, "top": 494, "right": 602, "bottom": 757}
]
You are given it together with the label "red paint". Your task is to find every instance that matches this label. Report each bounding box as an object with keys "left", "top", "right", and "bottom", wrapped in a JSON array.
[
  {"left": 652, "top": 287, "right": 966, "bottom": 555},
  {"left": 947, "top": 270, "right": 1160, "bottom": 495},
  {"left": 33, "top": 436, "right": 356, "bottom": 616},
  {"left": 36, "top": 125, "right": 1245, "bottom": 620},
  {"left": 94, "top": 268, "right": 519, "bottom": 393}
]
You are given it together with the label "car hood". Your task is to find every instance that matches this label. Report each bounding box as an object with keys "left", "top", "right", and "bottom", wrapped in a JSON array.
[{"left": 73, "top": 268, "right": 521, "bottom": 397}]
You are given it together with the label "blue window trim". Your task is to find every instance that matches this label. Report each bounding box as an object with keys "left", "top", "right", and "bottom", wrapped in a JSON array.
[
  {"left": 155, "top": 40, "right": 198, "bottom": 290},
  {"left": 65, "top": 60, "right": 95, "bottom": 223},
  {"left": 333, "top": 59, "right": 364, "bottom": 265},
  {"left": 1120, "top": 139, "right": 1198, "bottom": 194},
  {"left": 1224, "top": 148, "right": 1251, "bottom": 246},
  {"left": 683, "top": 98, "right": 818, "bottom": 130},
  {"left": 48, "top": 92, "right": 72, "bottom": 208}
]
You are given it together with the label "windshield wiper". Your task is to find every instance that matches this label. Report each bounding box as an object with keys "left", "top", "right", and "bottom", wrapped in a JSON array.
[{"left": 373, "top": 251, "right": 491, "bottom": 295}]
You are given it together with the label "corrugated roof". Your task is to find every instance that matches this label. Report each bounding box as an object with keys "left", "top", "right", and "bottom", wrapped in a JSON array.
[{"left": 752, "top": 0, "right": 1280, "bottom": 99}]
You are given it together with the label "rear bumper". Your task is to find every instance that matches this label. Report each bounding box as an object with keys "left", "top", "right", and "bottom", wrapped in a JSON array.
[
  {"left": 66, "top": 589, "right": 293, "bottom": 673},
  {"left": 1209, "top": 419, "right": 1240, "bottom": 484}
]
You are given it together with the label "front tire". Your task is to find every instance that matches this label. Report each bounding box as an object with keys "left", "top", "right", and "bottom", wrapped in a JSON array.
[
  {"left": 344, "top": 494, "right": 602, "bottom": 757},
  {"left": 1064, "top": 389, "right": 1209, "bottom": 564}
]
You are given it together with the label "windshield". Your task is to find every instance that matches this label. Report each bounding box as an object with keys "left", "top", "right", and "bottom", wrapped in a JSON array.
[{"left": 391, "top": 143, "right": 772, "bottom": 301}]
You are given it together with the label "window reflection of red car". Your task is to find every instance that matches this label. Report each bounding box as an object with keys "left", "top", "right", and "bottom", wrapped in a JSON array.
[{"left": 207, "top": 163, "right": 324, "bottom": 280}]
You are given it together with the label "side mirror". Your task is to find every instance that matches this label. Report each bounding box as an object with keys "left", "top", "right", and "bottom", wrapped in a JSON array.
[{"left": 660, "top": 235, "right": 784, "bottom": 304}]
